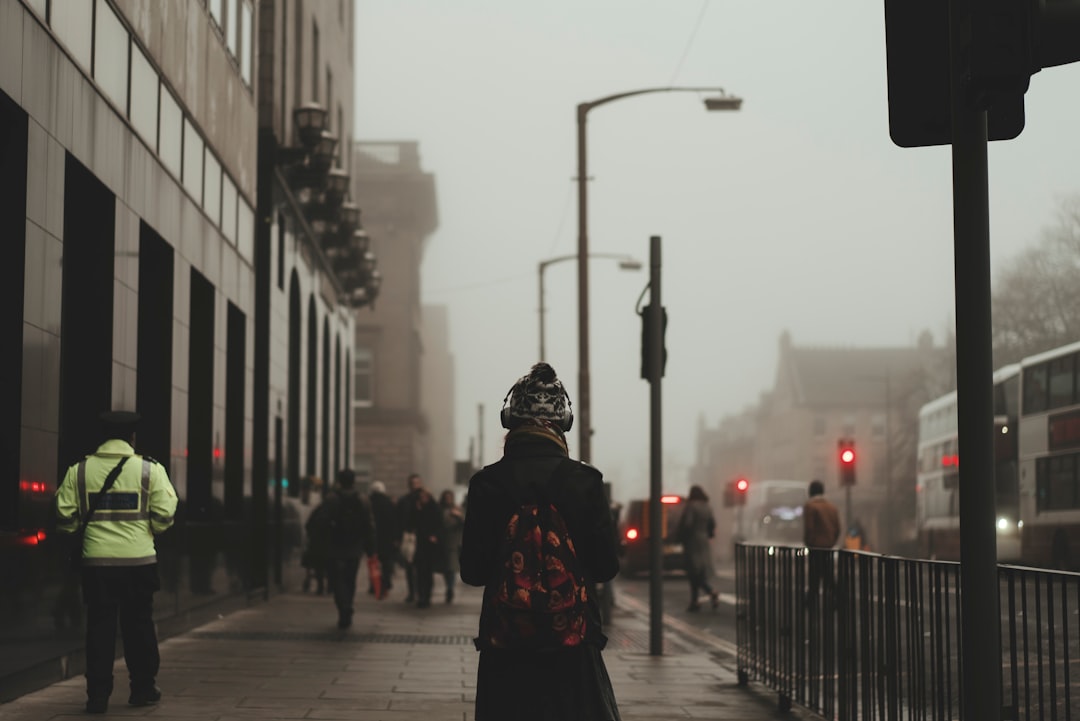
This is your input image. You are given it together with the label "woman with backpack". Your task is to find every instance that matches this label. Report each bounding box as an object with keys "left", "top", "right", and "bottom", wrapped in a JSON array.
[{"left": 460, "top": 363, "right": 622, "bottom": 721}]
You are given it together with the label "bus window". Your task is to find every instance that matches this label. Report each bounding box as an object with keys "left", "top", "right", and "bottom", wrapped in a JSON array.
[
  {"left": 1049, "top": 355, "right": 1077, "bottom": 411},
  {"left": 1025, "top": 363, "right": 1049, "bottom": 414}
]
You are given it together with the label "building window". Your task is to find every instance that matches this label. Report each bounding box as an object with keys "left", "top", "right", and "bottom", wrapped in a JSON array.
[
  {"left": 93, "top": 0, "right": 129, "bottom": 112},
  {"left": 203, "top": 150, "right": 222, "bottom": 226},
  {"left": 26, "top": 0, "right": 47, "bottom": 20},
  {"left": 182, "top": 118, "right": 204, "bottom": 203},
  {"left": 225, "top": 0, "right": 239, "bottom": 57},
  {"left": 240, "top": 0, "right": 253, "bottom": 86},
  {"left": 209, "top": 0, "right": 224, "bottom": 28},
  {"left": 159, "top": 87, "right": 183, "bottom": 178},
  {"left": 129, "top": 43, "right": 159, "bottom": 149},
  {"left": 221, "top": 175, "right": 238, "bottom": 245},
  {"left": 354, "top": 348, "right": 373, "bottom": 407},
  {"left": 51, "top": 0, "right": 93, "bottom": 73},
  {"left": 237, "top": 200, "right": 254, "bottom": 264}
]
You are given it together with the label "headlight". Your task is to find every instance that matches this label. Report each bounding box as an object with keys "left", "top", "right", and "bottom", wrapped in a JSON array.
[{"left": 997, "top": 517, "right": 1011, "bottom": 532}]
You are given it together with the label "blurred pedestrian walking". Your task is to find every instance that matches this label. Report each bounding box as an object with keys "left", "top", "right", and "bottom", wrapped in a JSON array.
[
  {"left": 368, "top": 480, "right": 398, "bottom": 599},
  {"left": 316, "top": 469, "right": 375, "bottom": 629},
  {"left": 440, "top": 489, "right": 464, "bottom": 604},
  {"left": 412, "top": 486, "right": 443, "bottom": 609},
  {"left": 676, "top": 484, "right": 719, "bottom": 612},
  {"left": 396, "top": 473, "right": 422, "bottom": 602}
]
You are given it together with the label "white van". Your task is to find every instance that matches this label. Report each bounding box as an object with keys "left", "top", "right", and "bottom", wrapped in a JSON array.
[{"left": 733, "top": 480, "right": 807, "bottom": 546}]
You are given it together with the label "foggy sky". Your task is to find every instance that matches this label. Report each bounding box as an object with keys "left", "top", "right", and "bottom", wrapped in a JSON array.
[{"left": 354, "top": 1, "right": 1080, "bottom": 503}]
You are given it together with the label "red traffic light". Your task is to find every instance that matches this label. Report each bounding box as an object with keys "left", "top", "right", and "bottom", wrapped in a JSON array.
[
  {"left": 735, "top": 478, "right": 749, "bottom": 493},
  {"left": 840, "top": 449, "right": 855, "bottom": 465}
]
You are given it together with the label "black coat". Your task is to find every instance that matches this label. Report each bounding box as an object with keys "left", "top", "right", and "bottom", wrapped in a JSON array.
[
  {"left": 459, "top": 431, "right": 621, "bottom": 721},
  {"left": 369, "top": 491, "right": 398, "bottom": 557}
]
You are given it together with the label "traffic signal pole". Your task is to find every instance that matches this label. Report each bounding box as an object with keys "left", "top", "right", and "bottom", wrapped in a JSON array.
[
  {"left": 647, "top": 235, "right": 664, "bottom": 657},
  {"left": 949, "top": 0, "right": 1001, "bottom": 718}
]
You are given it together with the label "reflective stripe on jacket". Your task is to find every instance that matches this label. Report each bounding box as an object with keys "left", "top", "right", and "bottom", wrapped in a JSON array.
[{"left": 55, "top": 439, "right": 178, "bottom": 566}]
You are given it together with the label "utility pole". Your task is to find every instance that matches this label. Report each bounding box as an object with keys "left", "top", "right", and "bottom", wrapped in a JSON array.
[{"left": 645, "top": 235, "right": 664, "bottom": 656}]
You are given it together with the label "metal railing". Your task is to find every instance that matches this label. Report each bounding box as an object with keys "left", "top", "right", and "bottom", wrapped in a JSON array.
[{"left": 735, "top": 543, "right": 1080, "bottom": 721}]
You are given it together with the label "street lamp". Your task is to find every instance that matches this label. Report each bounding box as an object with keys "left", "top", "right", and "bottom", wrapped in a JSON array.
[
  {"left": 576, "top": 86, "right": 742, "bottom": 462},
  {"left": 539, "top": 253, "right": 641, "bottom": 361}
]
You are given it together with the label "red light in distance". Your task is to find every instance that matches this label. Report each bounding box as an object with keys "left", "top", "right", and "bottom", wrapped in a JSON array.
[
  {"left": 735, "top": 478, "right": 749, "bottom": 492},
  {"left": 840, "top": 449, "right": 855, "bottom": 464},
  {"left": 625, "top": 528, "right": 639, "bottom": 541},
  {"left": 660, "top": 495, "right": 681, "bottom": 504}
]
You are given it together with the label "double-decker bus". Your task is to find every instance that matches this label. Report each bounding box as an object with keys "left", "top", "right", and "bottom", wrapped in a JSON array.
[
  {"left": 1017, "top": 340, "right": 1080, "bottom": 569},
  {"left": 915, "top": 364, "right": 1020, "bottom": 561}
]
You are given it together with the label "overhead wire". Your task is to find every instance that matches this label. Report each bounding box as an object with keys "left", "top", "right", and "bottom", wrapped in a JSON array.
[{"left": 668, "top": 1, "right": 711, "bottom": 86}]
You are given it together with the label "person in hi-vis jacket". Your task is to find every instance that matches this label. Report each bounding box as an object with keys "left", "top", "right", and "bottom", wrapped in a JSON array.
[{"left": 55, "top": 410, "right": 177, "bottom": 715}]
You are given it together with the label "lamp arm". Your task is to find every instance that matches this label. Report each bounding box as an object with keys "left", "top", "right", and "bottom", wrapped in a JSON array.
[{"left": 580, "top": 86, "right": 730, "bottom": 114}]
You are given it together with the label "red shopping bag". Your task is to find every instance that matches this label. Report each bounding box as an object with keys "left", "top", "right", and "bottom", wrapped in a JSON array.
[{"left": 368, "top": 556, "right": 383, "bottom": 600}]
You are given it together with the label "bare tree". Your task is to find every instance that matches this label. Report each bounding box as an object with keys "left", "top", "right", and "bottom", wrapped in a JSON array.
[{"left": 993, "top": 195, "right": 1080, "bottom": 366}]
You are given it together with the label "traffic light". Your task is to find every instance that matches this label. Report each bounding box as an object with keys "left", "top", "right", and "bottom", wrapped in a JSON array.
[
  {"left": 883, "top": 0, "right": 1080, "bottom": 147},
  {"left": 838, "top": 439, "right": 857, "bottom": 487},
  {"left": 723, "top": 477, "right": 749, "bottom": 507},
  {"left": 639, "top": 304, "right": 668, "bottom": 381}
]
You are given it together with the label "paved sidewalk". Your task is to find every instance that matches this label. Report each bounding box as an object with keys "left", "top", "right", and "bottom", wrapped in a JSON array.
[{"left": 0, "top": 579, "right": 806, "bottom": 720}]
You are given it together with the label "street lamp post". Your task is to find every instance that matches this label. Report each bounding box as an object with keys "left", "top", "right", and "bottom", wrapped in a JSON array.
[
  {"left": 539, "top": 253, "right": 641, "bottom": 361},
  {"left": 576, "top": 87, "right": 741, "bottom": 461}
]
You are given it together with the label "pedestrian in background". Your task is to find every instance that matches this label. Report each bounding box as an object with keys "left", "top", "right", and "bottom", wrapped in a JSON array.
[
  {"left": 302, "top": 476, "right": 330, "bottom": 595},
  {"left": 368, "top": 480, "right": 398, "bottom": 599},
  {"left": 439, "top": 489, "right": 464, "bottom": 604},
  {"left": 55, "top": 410, "right": 178, "bottom": 714},
  {"left": 461, "top": 362, "right": 621, "bottom": 721},
  {"left": 396, "top": 473, "right": 422, "bottom": 603},
  {"left": 803, "top": 479, "right": 841, "bottom": 607},
  {"left": 412, "top": 486, "right": 443, "bottom": 609},
  {"left": 318, "top": 469, "right": 375, "bottom": 629},
  {"left": 677, "top": 484, "right": 719, "bottom": 612}
]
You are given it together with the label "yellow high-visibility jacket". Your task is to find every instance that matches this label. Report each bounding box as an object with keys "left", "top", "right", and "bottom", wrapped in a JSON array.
[{"left": 55, "top": 439, "right": 178, "bottom": 566}]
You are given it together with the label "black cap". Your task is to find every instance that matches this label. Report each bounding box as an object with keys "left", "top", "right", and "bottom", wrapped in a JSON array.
[{"left": 100, "top": 410, "right": 140, "bottom": 438}]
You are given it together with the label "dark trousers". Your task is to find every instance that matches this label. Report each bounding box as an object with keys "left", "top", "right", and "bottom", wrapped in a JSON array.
[
  {"left": 687, "top": 567, "right": 715, "bottom": 605},
  {"left": 81, "top": 565, "right": 160, "bottom": 699},
  {"left": 414, "top": 549, "right": 436, "bottom": 605},
  {"left": 327, "top": 556, "right": 361, "bottom": 615}
]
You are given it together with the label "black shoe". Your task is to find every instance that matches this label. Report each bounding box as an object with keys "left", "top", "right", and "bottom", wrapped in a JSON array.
[
  {"left": 128, "top": 686, "right": 161, "bottom": 706},
  {"left": 85, "top": 698, "right": 108, "bottom": 714},
  {"left": 337, "top": 610, "right": 352, "bottom": 629}
]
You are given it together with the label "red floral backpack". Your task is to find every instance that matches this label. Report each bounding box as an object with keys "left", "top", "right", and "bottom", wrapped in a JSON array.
[{"left": 483, "top": 463, "right": 589, "bottom": 650}]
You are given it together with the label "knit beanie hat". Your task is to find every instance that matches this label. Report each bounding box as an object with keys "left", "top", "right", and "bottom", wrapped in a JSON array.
[{"left": 502, "top": 362, "right": 573, "bottom": 431}]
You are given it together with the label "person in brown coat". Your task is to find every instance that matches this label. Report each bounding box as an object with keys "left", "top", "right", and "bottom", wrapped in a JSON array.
[{"left": 803, "top": 480, "right": 841, "bottom": 608}]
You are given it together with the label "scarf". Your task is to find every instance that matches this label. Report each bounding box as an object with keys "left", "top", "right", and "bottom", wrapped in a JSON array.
[{"left": 503, "top": 419, "right": 569, "bottom": 456}]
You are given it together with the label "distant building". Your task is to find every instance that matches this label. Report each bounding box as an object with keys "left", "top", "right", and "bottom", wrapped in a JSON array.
[
  {"left": 693, "top": 330, "right": 951, "bottom": 554},
  {"left": 350, "top": 141, "right": 439, "bottom": 497}
]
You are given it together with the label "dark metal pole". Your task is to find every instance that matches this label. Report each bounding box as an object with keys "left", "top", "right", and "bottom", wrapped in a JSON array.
[
  {"left": 949, "top": 0, "right": 1001, "bottom": 717},
  {"left": 647, "top": 235, "right": 664, "bottom": 656},
  {"left": 538, "top": 261, "right": 546, "bottom": 360},
  {"left": 576, "top": 104, "right": 592, "bottom": 462}
]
